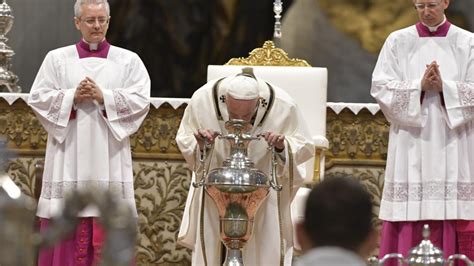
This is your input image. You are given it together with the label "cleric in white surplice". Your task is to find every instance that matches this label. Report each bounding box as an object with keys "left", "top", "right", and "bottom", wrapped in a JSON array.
[
  {"left": 371, "top": 0, "right": 473, "bottom": 262},
  {"left": 27, "top": 0, "right": 150, "bottom": 264}
]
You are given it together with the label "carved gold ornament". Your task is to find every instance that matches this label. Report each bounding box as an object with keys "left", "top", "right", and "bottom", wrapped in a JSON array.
[{"left": 226, "top": 41, "right": 310, "bottom": 67}]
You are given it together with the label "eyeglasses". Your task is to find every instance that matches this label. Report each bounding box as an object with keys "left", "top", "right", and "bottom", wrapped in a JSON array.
[
  {"left": 413, "top": 1, "right": 441, "bottom": 10},
  {"left": 80, "top": 17, "right": 109, "bottom": 26}
]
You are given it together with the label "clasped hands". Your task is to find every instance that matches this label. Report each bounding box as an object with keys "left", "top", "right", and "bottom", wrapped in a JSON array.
[
  {"left": 194, "top": 129, "right": 285, "bottom": 152},
  {"left": 74, "top": 77, "right": 104, "bottom": 104},
  {"left": 421, "top": 61, "right": 443, "bottom": 92}
]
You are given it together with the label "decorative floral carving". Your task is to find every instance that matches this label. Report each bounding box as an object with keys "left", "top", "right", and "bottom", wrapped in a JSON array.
[
  {"left": 226, "top": 41, "right": 310, "bottom": 67},
  {"left": 131, "top": 104, "right": 185, "bottom": 158},
  {"left": 5, "top": 157, "right": 43, "bottom": 199},
  {"left": 0, "top": 101, "right": 48, "bottom": 151},
  {"left": 133, "top": 161, "right": 192, "bottom": 265},
  {"left": 326, "top": 108, "right": 389, "bottom": 168}
]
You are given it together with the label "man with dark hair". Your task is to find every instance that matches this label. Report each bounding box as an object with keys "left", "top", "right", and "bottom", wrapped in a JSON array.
[{"left": 295, "top": 176, "right": 378, "bottom": 266}]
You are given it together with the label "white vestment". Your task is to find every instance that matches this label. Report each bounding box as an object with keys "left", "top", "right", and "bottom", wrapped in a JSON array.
[
  {"left": 28, "top": 45, "right": 150, "bottom": 218},
  {"left": 371, "top": 24, "right": 474, "bottom": 221},
  {"left": 176, "top": 78, "right": 314, "bottom": 265}
]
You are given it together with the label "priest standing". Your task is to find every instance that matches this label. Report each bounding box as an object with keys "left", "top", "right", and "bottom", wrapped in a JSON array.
[
  {"left": 28, "top": 0, "right": 150, "bottom": 265},
  {"left": 176, "top": 68, "right": 314, "bottom": 265},
  {"left": 371, "top": 0, "right": 473, "bottom": 263}
]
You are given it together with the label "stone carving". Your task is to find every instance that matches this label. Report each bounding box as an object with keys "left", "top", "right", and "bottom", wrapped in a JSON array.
[
  {"left": 134, "top": 161, "right": 192, "bottom": 265},
  {"left": 326, "top": 108, "right": 389, "bottom": 167}
]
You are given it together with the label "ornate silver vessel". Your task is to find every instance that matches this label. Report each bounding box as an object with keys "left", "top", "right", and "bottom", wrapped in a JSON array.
[
  {"left": 0, "top": 0, "right": 20, "bottom": 92},
  {"left": 369, "top": 224, "right": 474, "bottom": 266},
  {"left": 194, "top": 119, "right": 282, "bottom": 266}
]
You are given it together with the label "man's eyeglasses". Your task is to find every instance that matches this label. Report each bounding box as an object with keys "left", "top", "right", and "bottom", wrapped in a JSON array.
[
  {"left": 413, "top": 1, "right": 441, "bottom": 10},
  {"left": 80, "top": 17, "right": 109, "bottom": 26}
]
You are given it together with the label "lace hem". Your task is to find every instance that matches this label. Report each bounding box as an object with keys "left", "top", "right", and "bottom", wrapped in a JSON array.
[
  {"left": 392, "top": 82, "right": 411, "bottom": 119},
  {"left": 383, "top": 181, "right": 474, "bottom": 202},
  {"left": 40, "top": 180, "right": 135, "bottom": 199},
  {"left": 458, "top": 82, "right": 474, "bottom": 119},
  {"left": 113, "top": 91, "right": 136, "bottom": 135},
  {"left": 46, "top": 91, "right": 65, "bottom": 124}
]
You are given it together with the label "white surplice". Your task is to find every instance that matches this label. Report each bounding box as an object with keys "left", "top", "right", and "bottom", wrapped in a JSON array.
[
  {"left": 28, "top": 45, "right": 150, "bottom": 218},
  {"left": 176, "top": 78, "right": 314, "bottom": 265},
  {"left": 371, "top": 24, "right": 474, "bottom": 221}
]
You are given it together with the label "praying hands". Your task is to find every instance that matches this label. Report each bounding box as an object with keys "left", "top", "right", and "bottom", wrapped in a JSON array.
[
  {"left": 74, "top": 77, "right": 104, "bottom": 104},
  {"left": 421, "top": 61, "right": 443, "bottom": 92}
]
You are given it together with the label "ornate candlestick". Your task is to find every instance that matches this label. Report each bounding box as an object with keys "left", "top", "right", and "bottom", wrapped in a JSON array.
[
  {"left": 273, "top": 0, "right": 283, "bottom": 39},
  {"left": 0, "top": 0, "right": 20, "bottom": 93}
]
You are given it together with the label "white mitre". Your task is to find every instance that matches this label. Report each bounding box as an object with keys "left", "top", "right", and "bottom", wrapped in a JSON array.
[{"left": 221, "top": 75, "right": 259, "bottom": 100}]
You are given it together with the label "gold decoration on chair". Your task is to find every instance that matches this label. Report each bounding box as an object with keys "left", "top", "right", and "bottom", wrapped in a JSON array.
[{"left": 226, "top": 41, "right": 310, "bottom": 67}]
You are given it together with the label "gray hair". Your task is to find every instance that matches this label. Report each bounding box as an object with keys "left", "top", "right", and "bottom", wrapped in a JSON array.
[{"left": 74, "top": 0, "right": 110, "bottom": 17}]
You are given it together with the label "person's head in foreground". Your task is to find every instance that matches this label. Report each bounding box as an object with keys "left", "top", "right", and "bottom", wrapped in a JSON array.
[{"left": 297, "top": 175, "right": 378, "bottom": 260}]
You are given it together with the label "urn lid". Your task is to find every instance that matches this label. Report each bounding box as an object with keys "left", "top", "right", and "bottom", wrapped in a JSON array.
[
  {"left": 0, "top": 0, "right": 13, "bottom": 18},
  {"left": 406, "top": 224, "right": 444, "bottom": 265}
]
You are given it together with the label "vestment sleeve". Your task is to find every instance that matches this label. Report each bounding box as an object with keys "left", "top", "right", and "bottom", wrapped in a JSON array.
[
  {"left": 101, "top": 53, "right": 151, "bottom": 141},
  {"left": 442, "top": 36, "right": 474, "bottom": 128},
  {"left": 28, "top": 51, "right": 75, "bottom": 143},
  {"left": 371, "top": 34, "right": 423, "bottom": 127}
]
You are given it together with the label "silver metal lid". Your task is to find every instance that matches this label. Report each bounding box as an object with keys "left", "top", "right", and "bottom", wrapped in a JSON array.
[{"left": 406, "top": 224, "right": 444, "bottom": 265}]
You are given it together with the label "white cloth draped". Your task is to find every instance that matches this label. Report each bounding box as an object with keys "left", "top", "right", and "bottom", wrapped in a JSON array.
[
  {"left": 28, "top": 45, "right": 150, "bottom": 218},
  {"left": 176, "top": 78, "right": 314, "bottom": 265},
  {"left": 371, "top": 24, "right": 474, "bottom": 221}
]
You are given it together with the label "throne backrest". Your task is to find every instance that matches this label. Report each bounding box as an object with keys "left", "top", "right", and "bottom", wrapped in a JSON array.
[
  {"left": 207, "top": 65, "right": 327, "bottom": 145},
  {"left": 206, "top": 41, "right": 328, "bottom": 182}
]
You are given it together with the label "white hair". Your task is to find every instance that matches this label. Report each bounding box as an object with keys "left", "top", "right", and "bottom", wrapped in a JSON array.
[{"left": 74, "top": 0, "right": 110, "bottom": 17}]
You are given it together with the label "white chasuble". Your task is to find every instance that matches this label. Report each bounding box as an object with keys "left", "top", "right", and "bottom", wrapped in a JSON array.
[
  {"left": 371, "top": 25, "right": 474, "bottom": 221},
  {"left": 28, "top": 45, "right": 150, "bottom": 218},
  {"left": 176, "top": 78, "right": 314, "bottom": 266}
]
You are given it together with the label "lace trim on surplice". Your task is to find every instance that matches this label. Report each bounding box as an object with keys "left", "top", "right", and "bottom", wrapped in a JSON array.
[
  {"left": 40, "top": 180, "right": 135, "bottom": 199},
  {"left": 458, "top": 82, "right": 474, "bottom": 119},
  {"left": 113, "top": 91, "right": 136, "bottom": 135},
  {"left": 392, "top": 82, "right": 411, "bottom": 119},
  {"left": 46, "top": 91, "right": 65, "bottom": 124},
  {"left": 383, "top": 181, "right": 474, "bottom": 202}
]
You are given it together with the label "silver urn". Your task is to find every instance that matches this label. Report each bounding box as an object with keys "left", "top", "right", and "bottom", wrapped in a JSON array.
[
  {"left": 369, "top": 224, "right": 474, "bottom": 266},
  {"left": 195, "top": 119, "right": 281, "bottom": 266}
]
